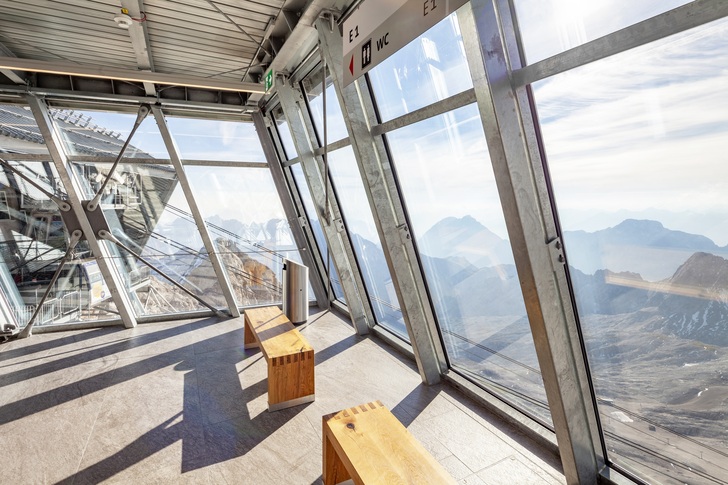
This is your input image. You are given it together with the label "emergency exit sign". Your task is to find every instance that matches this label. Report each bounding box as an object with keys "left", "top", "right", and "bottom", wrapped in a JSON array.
[
  {"left": 342, "top": 0, "right": 468, "bottom": 86},
  {"left": 264, "top": 68, "right": 275, "bottom": 93}
]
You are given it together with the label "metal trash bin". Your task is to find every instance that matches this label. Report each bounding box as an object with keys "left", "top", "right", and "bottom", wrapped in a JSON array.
[{"left": 282, "top": 258, "right": 308, "bottom": 324}]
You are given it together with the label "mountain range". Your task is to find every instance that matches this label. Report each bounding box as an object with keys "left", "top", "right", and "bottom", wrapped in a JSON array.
[{"left": 415, "top": 216, "right": 728, "bottom": 346}]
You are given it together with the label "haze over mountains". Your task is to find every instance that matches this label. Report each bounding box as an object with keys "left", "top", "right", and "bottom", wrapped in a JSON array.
[{"left": 412, "top": 216, "right": 728, "bottom": 346}]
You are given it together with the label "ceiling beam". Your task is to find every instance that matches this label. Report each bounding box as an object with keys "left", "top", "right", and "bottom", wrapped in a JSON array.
[
  {"left": 119, "top": 0, "right": 156, "bottom": 95},
  {"left": 0, "top": 42, "right": 26, "bottom": 84},
  {"left": 0, "top": 56, "right": 265, "bottom": 93}
]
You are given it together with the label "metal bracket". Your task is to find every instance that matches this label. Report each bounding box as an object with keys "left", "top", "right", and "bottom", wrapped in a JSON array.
[
  {"left": 333, "top": 217, "right": 345, "bottom": 233},
  {"left": 297, "top": 216, "right": 307, "bottom": 229},
  {"left": 398, "top": 223, "right": 411, "bottom": 245},
  {"left": 548, "top": 237, "right": 565, "bottom": 267}
]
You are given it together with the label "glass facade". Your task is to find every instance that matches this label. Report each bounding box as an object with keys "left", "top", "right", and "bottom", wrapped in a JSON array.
[
  {"left": 1, "top": 3, "right": 726, "bottom": 484},
  {"left": 534, "top": 18, "right": 728, "bottom": 483}
]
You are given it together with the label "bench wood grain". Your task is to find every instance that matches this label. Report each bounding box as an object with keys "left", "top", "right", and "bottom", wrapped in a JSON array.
[
  {"left": 322, "top": 401, "right": 457, "bottom": 485},
  {"left": 244, "top": 306, "right": 315, "bottom": 411}
]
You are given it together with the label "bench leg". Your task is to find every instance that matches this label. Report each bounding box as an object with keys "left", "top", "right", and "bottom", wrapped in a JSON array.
[
  {"left": 244, "top": 318, "right": 258, "bottom": 349},
  {"left": 267, "top": 351, "right": 315, "bottom": 411},
  {"left": 323, "top": 429, "right": 351, "bottom": 485}
]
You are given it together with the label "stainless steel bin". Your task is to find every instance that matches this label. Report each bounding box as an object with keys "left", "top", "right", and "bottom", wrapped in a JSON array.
[{"left": 282, "top": 258, "right": 308, "bottom": 324}]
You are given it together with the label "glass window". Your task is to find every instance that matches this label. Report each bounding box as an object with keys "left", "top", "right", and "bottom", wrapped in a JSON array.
[
  {"left": 271, "top": 105, "right": 297, "bottom": 161},
  {"left": 534, "top": 18, "right": 728, "bottom": 484},
  {"left": 327, "top": 147, "right": 406, "bottom": 339},
  {"left": 290, "top": 163, "right": 345, "bottom": 302},
  {"left": 185, "top": 166, "right": 310, "bottom": 307},
  {"left": 514, "top": 0, "right": 691, "bottom": 64},
  {"left": 386, "top": 104, "right": 551, "bottom": 423},
  {"left": 165, "top": 117, "right": 266, "bottom": 163},
  {"left": 369, "top": 12, "right": 472, "bottom": 122},
  {"left": 302, "top": 66, "right": 349, "bottom": 145},
  {"left": 0, "top": 159, "right": 119, "bottom": 327},
  {"left": 56, "top": 109, "right": 168, "bottom": 158},
  {"left": 0, "top": 103, "right": 48, "bottom": 154},
  {"left": 71, "top": 160, "right": 227, "bottom": 316}
]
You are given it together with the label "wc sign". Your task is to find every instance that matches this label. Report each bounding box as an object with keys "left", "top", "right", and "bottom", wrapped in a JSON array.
[{"left": 342, "top": 0, "right": 467, "bottom": 86}]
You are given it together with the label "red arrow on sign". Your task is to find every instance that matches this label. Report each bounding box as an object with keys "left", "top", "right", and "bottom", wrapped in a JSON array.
[{"left": 349, "top": 54, "right": 354, "bottom": 76}]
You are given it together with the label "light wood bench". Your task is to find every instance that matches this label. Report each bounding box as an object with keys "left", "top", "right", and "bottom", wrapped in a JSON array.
[
  {"left": 244, "top": 306, "right": 315, "bottom": 411},
  {"left": 322, "top": 401, "right": 457, "bottom": 485}
]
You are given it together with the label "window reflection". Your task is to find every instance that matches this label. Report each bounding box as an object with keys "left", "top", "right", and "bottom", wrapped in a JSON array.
[
  {"left": 165, "top": 117, "right": 266, "bottom": 163},
  {"left": 514, "top": 0, "right": 691, "bottom": 64},
  {"left": 55, "top": 109, "right": 167, "bottom": 158},
  {"left": 71, "top": 161, "right": 227, "bottom": 315},
  {"left": 290, "top": 163, "right": 345, "bottom": 302},
  {"left": 0, "top": 104, "right": 123, "bottom": 328},
  {"left": 327, "top": 147, "right": 406, "bottom": 339},
  {"left": 186, "top": 166, "right": 308, "bottom": 307},
  {"left": 535, "top": 18, "right": 728, "bottom": 484},
  {"left": 302, "top": 66, "right": 349, "bottom": 144},
  {"left": 271, "top": 105, "right": 297, "bottom": 161},
  {"left": 385, "top": 104, "right": 551, "bottom": 423},
  {"left": 369, "top": 13, "right": 472, "bottom": 122}
]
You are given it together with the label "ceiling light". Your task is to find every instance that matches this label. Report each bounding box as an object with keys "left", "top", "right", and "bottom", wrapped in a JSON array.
[{"left": 114, "top": 14, "right": 133, "bottom": 29}]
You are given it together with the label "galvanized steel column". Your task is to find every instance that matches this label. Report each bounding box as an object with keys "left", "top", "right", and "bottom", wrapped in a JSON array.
[
  {"left": 252, "top": 110, "right": 329, "bottom": 308},
  {"left": 458, "top": 2, "right": 600, "bottom": 483},
  {"left": 151, "top": 106, "right": 240, "bottom": 317},
  {"left": 277, "top": 82, "right": 373, "bottom": 334},
  {"left": 27, "top": 95, "right": 139, "bottom": 328},
  {"left": 315, "top": 18, "right": 445, "bottom": 384}
]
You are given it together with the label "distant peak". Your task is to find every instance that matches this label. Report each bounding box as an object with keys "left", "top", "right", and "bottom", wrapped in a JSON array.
[{"left": 613, "top": 219, "right": 664, "bottom": 230}]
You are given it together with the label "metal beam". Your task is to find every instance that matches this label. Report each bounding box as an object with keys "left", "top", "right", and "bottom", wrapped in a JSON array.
[
  {"left": 151, "top": 105, "right": 240, "bottom": 317},
  {"left": 315, "top": 18, "right": 445, "bottom": 384},
  {"left": 0, "top": 154, "right": 268, "bottom": 167},
  {"left": 0, "top": 42, "right": 26, "bottom": 84},
  {"left": 119, "top": 0, "right": 156, "bottom": 96},
  {"left": 277, "top": 81, "right": 373, "bottom": 334},
  {"left": 0, "top": 84, "right": 254, "bottom": 114},
  {"left": 26, "top": 95, "right": 139, "bottom": 328},
  {"left": 459, "top": 2, "right": 601, "bottom": 484},
  {"left": 371, "top": 88, "right": 476, "bottom": 137},
  {"left": 252, "top": 110, "right": 329, "bottom": 308},
  {"left": 512, "top": 0, "right": 728, "bottom": 86},
  {"left": 0, "top": 57, "right": 265, "bottom": 93}
]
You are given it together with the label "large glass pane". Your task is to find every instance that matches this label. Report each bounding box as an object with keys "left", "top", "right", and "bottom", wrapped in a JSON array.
[
  {"left": 327, "top": 147, "right": 406, "bottom": 339},
  {"left": 165, "top": 117, "right": 266, "bottom": 162},
  {"left": 369, "top": 12, "right": 471, "bottom": 122},
  {"left": 534, "top": 18, "right": 728, "bottom": 484},
  {"left": 0, "top": 159, "right": 119, "bottom": 327},
  {"left": 56, "top": 109, "right": 167, "bottom": 158},
  {"left": 186, "top": 166, "right": 309, "bottom": 307},
  {"left": 290, "top": 163, "right": 345, "bottom": 302},
  {"left": 0, "top": 103, "right": 48, "bottom": 154},
  {"left": 302, "top": 66, "right": 349, "bottom": 145},
  {"left": 71, "top": 157, "right": 228, "bottom": 317},
  {"left": 386, "top": 104, "right": 550, "bottom": 423},
  {"left": 514, "top": 0, "right": 691, "bottom": 64}
]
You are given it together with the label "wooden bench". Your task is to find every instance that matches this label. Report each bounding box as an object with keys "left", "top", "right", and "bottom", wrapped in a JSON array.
[
  {"left": 244, "top": 306, "right": 315, "bottom": 411},
  {"left": 322, "top": 401, "right": 457, "bottom": 485}
]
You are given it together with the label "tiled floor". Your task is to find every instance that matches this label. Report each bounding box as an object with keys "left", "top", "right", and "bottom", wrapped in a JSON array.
[{"left": 0, "top": 307, "right": 564, "bottom": 484}]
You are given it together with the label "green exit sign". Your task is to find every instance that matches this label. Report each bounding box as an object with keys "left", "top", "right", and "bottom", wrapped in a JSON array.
[{"left": 264, "top": 69, "right": 275, "bottom": 93}]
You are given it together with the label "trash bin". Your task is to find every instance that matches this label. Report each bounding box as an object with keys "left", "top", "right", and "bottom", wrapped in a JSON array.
[{"left": 282, "top": 258, "right": 308, "bottom": 324}]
